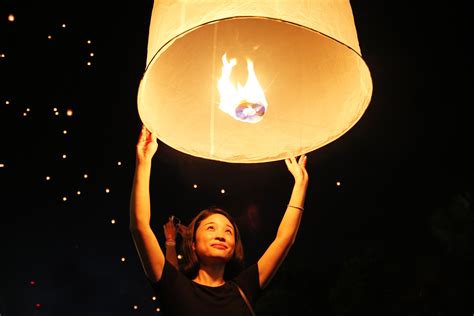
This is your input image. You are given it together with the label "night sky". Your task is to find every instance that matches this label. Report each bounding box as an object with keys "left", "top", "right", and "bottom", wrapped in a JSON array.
[{"left": 1, "top": 1, "right": 473, "bottom": 315}]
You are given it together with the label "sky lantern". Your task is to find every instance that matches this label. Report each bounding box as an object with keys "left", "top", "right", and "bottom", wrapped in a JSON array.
[{"left": 137, "top": 0, "right": 372, "bottom": 163}]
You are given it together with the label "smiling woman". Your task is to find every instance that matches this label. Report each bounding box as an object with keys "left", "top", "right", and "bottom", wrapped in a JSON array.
[
  {"left": 181, "top": 208, "right": 243, "bottom": 282},
  {"left": 129, "top": 125, "right": 309, "bottom": 315}
]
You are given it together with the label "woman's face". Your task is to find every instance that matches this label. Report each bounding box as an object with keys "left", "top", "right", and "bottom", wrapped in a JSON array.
[{"left": 193, "top": 213, "right": 236, "bottom": 263}]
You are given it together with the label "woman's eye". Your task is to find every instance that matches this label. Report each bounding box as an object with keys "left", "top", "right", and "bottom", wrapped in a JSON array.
[{"left": 207, "top": 226, "right": 214, "bottom": 230}]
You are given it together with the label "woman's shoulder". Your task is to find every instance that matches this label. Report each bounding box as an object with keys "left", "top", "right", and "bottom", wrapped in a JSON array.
[
  {"left": 148, "top": 259, "right": 190, "bottom": 286},
  {"left": 233, "top": 263, "right": 259, "bottom": 288}
]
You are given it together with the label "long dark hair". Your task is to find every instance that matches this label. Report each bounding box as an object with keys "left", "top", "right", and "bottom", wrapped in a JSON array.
[{"left": 181, "top": 206, "right": 245, "bottom": 280}]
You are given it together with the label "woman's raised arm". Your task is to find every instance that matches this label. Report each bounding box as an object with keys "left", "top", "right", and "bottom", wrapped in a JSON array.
[
  {"left": 257, "top": 155, "right": 309, "bottom": 289},
  {"left": 129, "top": 125, "right": 165, "bottom": 283}
]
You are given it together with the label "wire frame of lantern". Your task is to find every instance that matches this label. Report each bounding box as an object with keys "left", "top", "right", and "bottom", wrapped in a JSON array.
[{"left": 137, "top": 0, "right": 373, "bottom": 163}]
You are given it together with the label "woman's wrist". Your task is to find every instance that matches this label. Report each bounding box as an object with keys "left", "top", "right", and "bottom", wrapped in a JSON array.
[
  {"left": 136, "top": 158, "right": 152, "bottom": 168},
  {"left": 288, "top": 204, "right": 304, "bottom": 211},
  {"left": 165, "top": 240, "right": 176, "bottom": 246},
  {"left": 294, "top": 178, "right": 308, "bottom": 188}
]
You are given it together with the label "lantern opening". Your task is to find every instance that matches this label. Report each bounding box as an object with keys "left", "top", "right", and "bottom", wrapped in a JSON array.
[{"left": 217, "top": 53, "right": 268, "bottom": 123}]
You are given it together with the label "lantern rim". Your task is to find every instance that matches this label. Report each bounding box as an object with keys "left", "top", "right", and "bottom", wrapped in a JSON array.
[{"left": 143, "top": 16, "right": 365, "bottom": 74}]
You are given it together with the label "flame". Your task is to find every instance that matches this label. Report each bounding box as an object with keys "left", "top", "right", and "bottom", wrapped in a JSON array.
[{"left": 217, "top": 53, "right": 267, "bottom": 123}]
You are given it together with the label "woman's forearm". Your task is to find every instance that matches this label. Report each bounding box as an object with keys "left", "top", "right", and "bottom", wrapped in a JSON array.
[
  {"left": 129, "top": 160, "right": 153, "bottom": 230},
  {"left": 165, "top": 243, "right": 179, "bottom": 269},
  {"left": 288, "top": 178, "right": 308, "bottom": 209},
  {"left": 276, "top": 179, "right": 308, "bottom": 243}
]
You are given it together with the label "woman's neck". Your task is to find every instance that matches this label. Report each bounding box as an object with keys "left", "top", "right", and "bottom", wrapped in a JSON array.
[{"left": 193, "top": 264, "right": 226, "bottom": 287}]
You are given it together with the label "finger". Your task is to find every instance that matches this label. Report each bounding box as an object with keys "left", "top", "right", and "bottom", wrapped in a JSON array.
[
  {"left": 303, "top": 155, "right": 308, "bottom": 167},
  {"left": 298, "top": 154, "right": 306, "bottom": 166},
  {"left": 142, "top": 126, "right": 152, "bottom": 143},
  {"left": 144, "top": 128, "right": 151, "bottom": 140},
  {"left": 138, "top": 126, "right": 145, "bottom": 141},
  {"left": 284, "top": 158, "right": 291, "bottom": 169}
]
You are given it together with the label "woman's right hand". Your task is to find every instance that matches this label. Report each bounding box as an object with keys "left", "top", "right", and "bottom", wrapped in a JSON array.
[
  {"left": 163, "top": 216, "right": 178, "bottom": 242},
  {"left": 136, "top": 125, "right": 158, "bottom": 163}
]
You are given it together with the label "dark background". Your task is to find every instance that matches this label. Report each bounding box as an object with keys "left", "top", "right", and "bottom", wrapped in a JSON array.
[{"left": 0, "top": 1, "right": 472, "bottom": 315}]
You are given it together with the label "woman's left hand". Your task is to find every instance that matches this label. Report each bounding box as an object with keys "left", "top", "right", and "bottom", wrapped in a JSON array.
[{"left": 285, "top": 155, "right": 309, "bottom": 184}]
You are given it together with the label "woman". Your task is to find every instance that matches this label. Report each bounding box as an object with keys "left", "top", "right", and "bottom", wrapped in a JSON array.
[{"left": 130, "top": 125, "right": 309, "bottom": 315}]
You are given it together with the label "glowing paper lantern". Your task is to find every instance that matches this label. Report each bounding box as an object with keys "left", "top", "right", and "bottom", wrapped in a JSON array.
[{"left": 137, "top": 0, "right": 372, "bottom": 163}]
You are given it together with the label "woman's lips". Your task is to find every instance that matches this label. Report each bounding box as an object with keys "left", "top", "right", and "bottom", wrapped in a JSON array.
[{"left": 211, "top": 244, "right": 227, "bottom": 249}]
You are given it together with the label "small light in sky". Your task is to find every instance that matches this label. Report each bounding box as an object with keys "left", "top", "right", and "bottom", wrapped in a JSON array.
[
  {"left": 8, "top": 14, "right": 15, "bottom": 22},
  {"left": 47, "top": 35, "right": 52, "bottom": 40},
  {"left": 45, "top": 176, "right": 51, "bottom": 181},
  {"left": 121, "top": 257, "right": 126, "bottom": 262},
  {"left": 66, "top": 108, "right": 73, "bottom": 116},
  {"left": 0, "top": 163, "right": 5, "bottom": 168},
  {"left": 76, "top": 191, "right": 81, "bottom": 195},
  {"left": 62, "top": 154, "right": 67, "bottom": 159},
  {"left": 111, "top": 219, "right": 116, "bottom": 224},
  {"left": 63, "top": 130, "right": 67, "bottom": 134},
  {"left": 177, "top": 254, "right": 182, "bottom": 260},
  {"left": 156, "top": 307, "right": 161, "bottom": 312},
  {"left": 61, "top": 23, "right": 66, "bottom": 28},
  {"left": 193, "top": 184, "right": 198, "bottom": 189},
  {"left": 86, "top": 61, "right": 92, "bottom": 66},
  {"left": 83, "top": 174, "right": 88, "bottom": 179},
  {"left": 220, "top": 189, "right": 226, "bottom": 194},
  {"left": 152, "top": 296, "right": 157, "bottom": 301},
  {"left": 5, "top": 100, "right": 10, "bottom": 105},
  {"left": 53, "top": 107, "right": 57, "bottom": 111},
  {"left": 336, "top": 181, "right": 341, "bottom": 186},
  {"left": 30, "top": 280, "right": 36, "bottom": 285},
  {"left": 23, "top": 112, "right": 27, "bottom": 116},
  {"left": 35, "top": 303, "right": 41, "bottom": 309},
  {"left": 54, "top": 111, "right": 59, "bottom": 116},
  {"left": 62, "top": 196, "right": 67, "bottom": 202},
  {"left": 133, "top": 305, "right": 138, "bottom": 310},
  {"left": 26, "top": 108, "right": 30, "bottom": 112},
  {"left": 117, "top": 161, "right": 122, "bottom": 166},
  {"left": 90, "top": 52, "right": 94, "bottom": 57},
  {"left": 105, "top": 188, "right": 110, "bottom": 193},
  {"left": 86, "top": 40, "right": 92, "bottom": 44},
  {"left": 1, "top": 53, "right": 5, "bottom": 58}
]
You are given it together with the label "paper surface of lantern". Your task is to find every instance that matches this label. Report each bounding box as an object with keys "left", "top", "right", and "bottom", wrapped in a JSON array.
[{"left": 137, "top": 0, "right": 372, "bottom": 163}]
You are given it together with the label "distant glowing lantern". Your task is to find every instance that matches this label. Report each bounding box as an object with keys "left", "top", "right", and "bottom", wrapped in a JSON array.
[{"left": 137, "top": 0, "right": 372, "bottom": 163}]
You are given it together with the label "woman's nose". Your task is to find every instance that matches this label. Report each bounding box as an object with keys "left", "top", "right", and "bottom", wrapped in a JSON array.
[{"left": 214, "top": 236, "right": 225, "bottom": 242}]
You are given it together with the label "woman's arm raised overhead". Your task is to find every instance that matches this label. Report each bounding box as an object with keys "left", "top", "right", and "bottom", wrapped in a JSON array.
[
  {"left": 257, "top": 155, "right": 309, "bottom": 289},
  {"left": 129, "top": 125, "right": 165, "bottom": 283}
]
